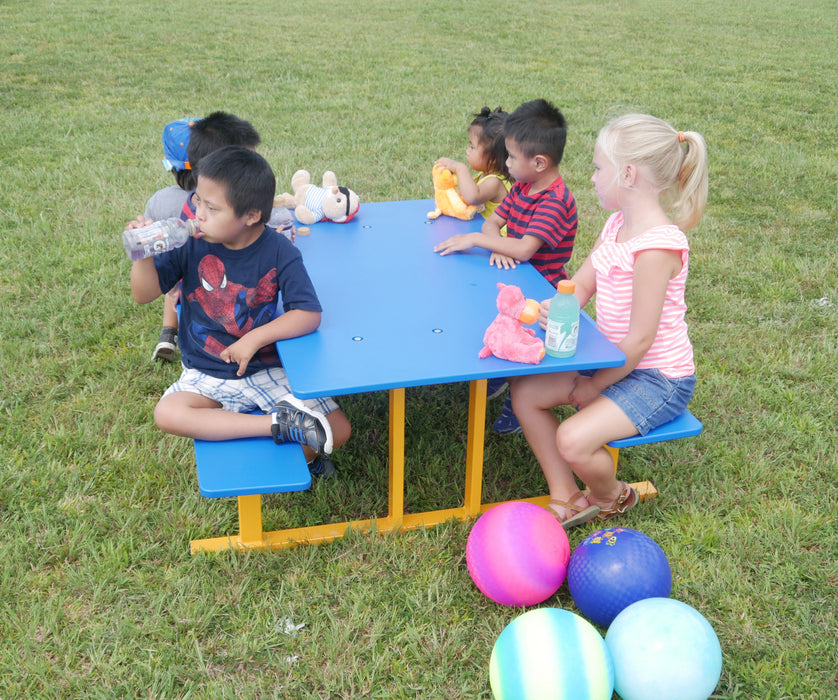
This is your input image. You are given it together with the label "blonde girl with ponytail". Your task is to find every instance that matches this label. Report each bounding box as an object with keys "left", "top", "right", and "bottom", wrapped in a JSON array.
[{"left": 509, "top": 113, "right": 709, "bottom": 529}]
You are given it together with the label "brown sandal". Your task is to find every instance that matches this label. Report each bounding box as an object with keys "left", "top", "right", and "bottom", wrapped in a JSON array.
[
  {"left": 547, "top": 491, "right": 601, "bottom": 530},
  {"left": 595, "top": 481, "right": 638, "bottom": 521}
]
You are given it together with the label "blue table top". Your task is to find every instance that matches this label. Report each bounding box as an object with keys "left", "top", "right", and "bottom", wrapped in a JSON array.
[{"left": 277, "top": 199, "right": 625, "bottom": 398}]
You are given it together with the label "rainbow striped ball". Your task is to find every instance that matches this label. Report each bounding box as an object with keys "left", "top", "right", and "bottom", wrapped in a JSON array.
[
  {"left": 490, "top": 607, "right": 615, "bottom": 700},
  {"left": 467, "top": 501, "right": 570, "bottom": 607}
]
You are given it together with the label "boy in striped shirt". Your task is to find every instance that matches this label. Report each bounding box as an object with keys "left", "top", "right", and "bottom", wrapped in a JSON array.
[
  {"left": 434, "top": 98, "right": 577, "bottom": 287},
  {"left": 434, "top": 99, "right": 578, "bottom": 434}
]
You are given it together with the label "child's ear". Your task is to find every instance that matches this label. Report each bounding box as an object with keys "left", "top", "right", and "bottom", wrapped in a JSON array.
[
  {"left": 533, "top": 154, "right": 550, "bottom": 172},
  {"left": 622, "top": 164, "right": 638, "bottom": 187},
  {"left": 244, "top": 209, "right": 263, "bottom": 225}
]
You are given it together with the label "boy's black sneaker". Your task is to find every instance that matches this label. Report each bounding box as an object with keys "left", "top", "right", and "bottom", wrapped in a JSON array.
[
  {"left": 308, "top": 454, "right": 336, "bottom": 479},
  {"left": 152, "top": 327, "right": 178, "bottom": 363},
  {"left": 271, "top": 396, "right": 334, "bottom": 454}
]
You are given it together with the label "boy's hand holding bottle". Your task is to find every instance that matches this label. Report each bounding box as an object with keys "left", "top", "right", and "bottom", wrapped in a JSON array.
[{"left": 123, "top": 216, "right": 201, "bottom": 261}]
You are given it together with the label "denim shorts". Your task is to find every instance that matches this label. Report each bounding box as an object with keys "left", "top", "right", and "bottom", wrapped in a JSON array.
[
  {"left": 581, "top": 368, "right": 696, "bottom": 436},
  {"left": 163, "top": 365, "right": 339, "bottom": 416}
]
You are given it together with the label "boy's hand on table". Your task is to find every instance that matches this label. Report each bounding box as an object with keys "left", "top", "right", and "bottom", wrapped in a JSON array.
[
  {"left": 489, "top": 252, "right": 518, "bottom": 270},
  {"left": 433, "top": 232, "right": 477, "bottom": 255},
  {"left": 538, "top": 299, "right": 552, "bottom": 329}
]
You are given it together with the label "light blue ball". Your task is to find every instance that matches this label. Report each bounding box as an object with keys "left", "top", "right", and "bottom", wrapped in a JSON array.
[
  {"left": 490, "top": 608, "right": 614, "bottom": 699},
  {"left": 605, "top": 598, "right": 722, "bottom": 700}
]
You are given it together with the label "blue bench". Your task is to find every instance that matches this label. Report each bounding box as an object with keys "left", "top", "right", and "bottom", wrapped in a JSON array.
[
  {"left": 604, "top": 409, "right": 703, "bottom": 500},
  {"left": 190, "top": 410, "right": 702, "bottom": 551},
  {"left": 190, "top": 437, "right": 311, "bottom": 554}
]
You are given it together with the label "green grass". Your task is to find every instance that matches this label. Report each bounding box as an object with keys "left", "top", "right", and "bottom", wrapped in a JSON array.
[{"left": 1, "top": 0, "right": 836, "bottom": 697}]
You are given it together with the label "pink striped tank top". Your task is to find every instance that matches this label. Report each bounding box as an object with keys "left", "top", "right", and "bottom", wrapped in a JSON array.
[{"left": 591, "top": 212, "right": 694, "bottom": 377}]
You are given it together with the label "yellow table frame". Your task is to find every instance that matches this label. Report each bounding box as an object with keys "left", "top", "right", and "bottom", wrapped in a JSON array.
[{"left": 190, "top": 379, "right": 656, "bottom": 554}]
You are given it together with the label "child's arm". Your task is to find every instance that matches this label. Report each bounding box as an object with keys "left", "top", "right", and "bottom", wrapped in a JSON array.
[
  {"left": 130, "top": 258, "right": 164, "bottom": 304},
  {"left": 221, "top": 309, "right": 321, "bottom": 377},
  {"left": 570, "top": 248, "right": 681, "bottom": 408},
  {"left": 433, "top": 212, "right": 542, "bottom": 262},
  {"left": 571, "top": 238, "right": 604, "bottom": 307},
  {"left": 434, "top": 158, "right": 507, "bottom": 206}
]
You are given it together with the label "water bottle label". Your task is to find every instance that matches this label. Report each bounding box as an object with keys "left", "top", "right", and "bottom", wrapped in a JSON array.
[
  {"left": 545, "top": 319, "right": 579, "bottom": 355},
  {"left": 151, "top": 238, "right": 170, "bottom": 254},
  {"left": 559, "top": 320, "right": 579, "bottom": 352},
  {"left": 137, "top": 231, "right": 168, "bottom": 260}
]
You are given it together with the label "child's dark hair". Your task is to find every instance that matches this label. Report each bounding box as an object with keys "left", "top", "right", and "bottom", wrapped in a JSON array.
[
  {"left": 187, "top": 111, "right": 261, "bottom": 172},
  {"left": 504, "top": 99, "right": 568, "bottom": 165},
  {"left": 173, "top": 169, "right": 196, "bottom": 191},
  {"left": 197, "top": 146, "right": 275, "bottom": 224},
  {"left": 471, "top": 106, "right": 510, "bottom": 179}
]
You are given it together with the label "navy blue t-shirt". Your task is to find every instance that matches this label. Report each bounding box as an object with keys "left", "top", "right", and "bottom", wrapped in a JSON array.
[{"left": 154, "top": 226, "right": 321, "bottom": 379}]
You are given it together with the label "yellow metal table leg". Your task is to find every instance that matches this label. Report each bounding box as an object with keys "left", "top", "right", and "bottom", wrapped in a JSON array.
[
  {"left": 190, "top": 493, "right": 265, "bottom": 553},
  {"left": 464, "top": 378, "right": 487, "bottom": 517},
  {"left": 605, "top": 444, "right": 620, "bottom": 470},
  {"left": 388, "top": 387, "right": 405, "bottom": 525},
  {"left": 237, "top": 494, "right": 265, "bottom": 546},
  {"left": 604, "top": 445, "right": 657, "bottom": 501}
]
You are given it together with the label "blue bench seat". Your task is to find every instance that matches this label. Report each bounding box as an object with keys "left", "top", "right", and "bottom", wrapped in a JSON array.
[
  {"left": 607, "top": 409, "right": 703, "bottom": 450},
  {"left": 190, "top": 437, "right": 311, "bottom": 554},
  {"left": 193, "top": 437, "right": 311, "bottom": 497},
  {"left": 603, "top": 409, "right": 703, "bottom": 501}
]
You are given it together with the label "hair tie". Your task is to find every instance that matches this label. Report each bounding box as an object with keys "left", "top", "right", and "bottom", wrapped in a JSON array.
[{"left": 678, "top": 131, "right": 686, "bottom": 143}]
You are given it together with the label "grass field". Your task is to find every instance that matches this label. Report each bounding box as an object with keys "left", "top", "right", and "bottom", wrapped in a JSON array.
[{"left": 1, "top": 0, "right": 836, "bottom": 697}]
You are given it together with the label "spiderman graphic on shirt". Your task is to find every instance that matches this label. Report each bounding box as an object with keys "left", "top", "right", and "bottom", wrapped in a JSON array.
[{"left": 185, "top": 253, "right": 277, "bottom": 359}]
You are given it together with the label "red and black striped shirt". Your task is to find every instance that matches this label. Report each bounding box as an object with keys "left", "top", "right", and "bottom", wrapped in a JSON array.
[{"left": 495, "top": 176, "right": 577, "bottom": 286}]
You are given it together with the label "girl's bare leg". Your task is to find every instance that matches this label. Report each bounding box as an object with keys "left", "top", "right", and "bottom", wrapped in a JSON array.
[
  {"left": 510, "top": 373, "right": 591, "bottom": 518},
  {"left": 555, "top": 395, "right": 637, "bottom": 508}
]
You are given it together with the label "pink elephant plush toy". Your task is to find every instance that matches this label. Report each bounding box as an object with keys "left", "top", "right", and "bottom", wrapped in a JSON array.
[{"left": 479, "top": 283, "right": 546, "bottom": 364}]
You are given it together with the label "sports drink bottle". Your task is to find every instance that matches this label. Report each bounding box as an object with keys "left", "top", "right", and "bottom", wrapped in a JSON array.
[{"left": 544, "top": 279, "right": 579, "bottom": 358}]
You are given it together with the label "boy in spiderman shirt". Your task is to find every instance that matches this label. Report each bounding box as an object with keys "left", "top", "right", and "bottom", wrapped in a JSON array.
[{"left": 129, "top": 145, "right": 350, "bottom": 476}]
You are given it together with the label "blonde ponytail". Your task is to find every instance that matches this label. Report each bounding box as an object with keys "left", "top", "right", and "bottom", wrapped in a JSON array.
[
  {"left": 597, "top": 114, "right": 709, "bottom": 230},
  {"left": 673, "top": 130, "right": 708, "bottom": 230}
]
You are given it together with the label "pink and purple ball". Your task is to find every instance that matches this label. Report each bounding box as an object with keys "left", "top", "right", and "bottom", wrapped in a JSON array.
[
  {"left": 568, "top": 527, "right": 671, "bottom": 627},
  {"left": 490, "top": 607, "right": 614, "bottom": 700},
  {"left": 467, "top": 501, "right": 570, "bottom": 607},
  {"left": 605, "top": 597, "right": 722, "bottom": 700}
]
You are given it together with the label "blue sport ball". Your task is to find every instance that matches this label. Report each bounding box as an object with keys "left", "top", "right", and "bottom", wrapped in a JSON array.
[
  {"left": 606, "top": 597, "right": 722, "bottom": 700},
  {"left": 568, "top": 527, "right": 671, "bottom": 628}
]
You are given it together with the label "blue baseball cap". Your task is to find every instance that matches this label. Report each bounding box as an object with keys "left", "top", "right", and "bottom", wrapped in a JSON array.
[{"left": 161, "top": 118, "right": 198, "bottom": 171}]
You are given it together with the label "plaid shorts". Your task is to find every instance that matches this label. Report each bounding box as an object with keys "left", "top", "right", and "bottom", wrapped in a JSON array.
[{"left": 163, "top": 365, "right": 339, "bottom": 416}]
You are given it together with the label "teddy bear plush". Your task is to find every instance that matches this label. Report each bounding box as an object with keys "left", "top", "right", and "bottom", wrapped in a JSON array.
[
  {"left": 274, "top": 170, "right": 360, "bottom": 225},
  {"left": 427, "top": 164, "right": 482, "bottom": 221},
  {"left": 479, "top": 283, "right": 546, "bottom": 364}
]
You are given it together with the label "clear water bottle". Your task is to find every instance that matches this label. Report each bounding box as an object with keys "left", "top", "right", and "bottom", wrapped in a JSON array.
[
  {"left": 122, "top": 217, "right": 200, "bottom": 261},
  {"left": 544, "top": 280, "right": 580, "bottom": 358}
]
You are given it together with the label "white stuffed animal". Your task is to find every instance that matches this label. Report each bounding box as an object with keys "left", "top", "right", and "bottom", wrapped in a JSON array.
[{"left": 275, "top": 170, "right": 360, "bottom": 225}]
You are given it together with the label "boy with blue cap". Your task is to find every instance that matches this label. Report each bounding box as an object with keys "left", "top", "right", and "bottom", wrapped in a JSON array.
[
  {"left": 130, "top": 113, "right": 262, "bottom": 362},
  {"left": 143, "top": 118, "right": 197, "bottom": 223}
]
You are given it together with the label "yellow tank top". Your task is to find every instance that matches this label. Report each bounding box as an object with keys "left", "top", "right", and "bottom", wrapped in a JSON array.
[{"left": 475, "top": 172, "right": 513, "bottom": 235}]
